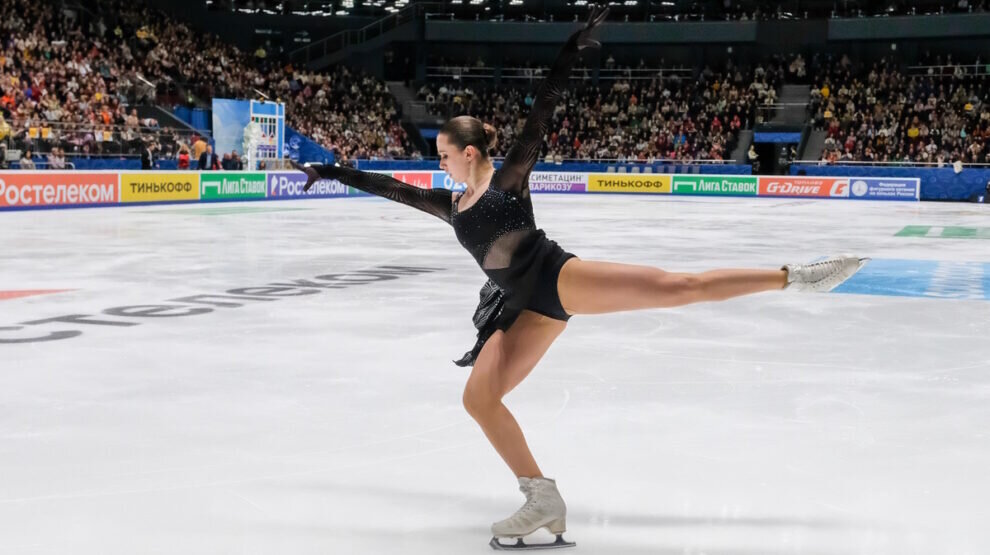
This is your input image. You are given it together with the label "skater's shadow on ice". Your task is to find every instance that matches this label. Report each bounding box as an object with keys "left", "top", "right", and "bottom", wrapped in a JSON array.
[{"left": 305, "top": 480, "right": 871, "bottom": 532}]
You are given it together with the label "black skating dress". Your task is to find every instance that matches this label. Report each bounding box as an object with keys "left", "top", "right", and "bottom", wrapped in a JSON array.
[{"left": 306, "top": 31, "right": 587, "bottom": 366}]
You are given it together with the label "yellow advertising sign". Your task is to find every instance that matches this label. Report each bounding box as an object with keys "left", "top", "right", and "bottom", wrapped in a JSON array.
[
  {"left": 587, "top": 174, "right": 671, "bottom": 194},
  {"left": 121, "top": 173, "right": 200, "bottom": 203}
]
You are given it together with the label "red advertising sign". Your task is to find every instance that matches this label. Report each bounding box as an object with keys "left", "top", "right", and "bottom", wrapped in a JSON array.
[
  {"left": 392, "top": 172, "right": 433, "bottom": 189},
  {"left": 758, "top": 176, "right": 849, "bottom": 198},
  {"left": 0, "top": 172, "right": 119, "bottom": 208}
]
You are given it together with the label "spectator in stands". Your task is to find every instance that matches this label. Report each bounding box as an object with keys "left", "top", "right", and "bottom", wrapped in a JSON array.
[
  {"left": 48, "top": 148, "right": 67, "bottom": 170},
  {"left": 192, "top": 135, "right": 208, "bottom": 162},
  {"left": 748, "top": 144, "right": 759, "bottom": 172},
  {"left": 230, "top": 150, "right": 243, "bottom": 170},
  {"left": 141, "top": 141, "right": 155, "bottom": 169},
  {"left": 19, "top": 149, "right": 35, "bottom": 170},
  {"left": 0, "top": 114, "right": 10, "bottom": 145},
  {"left": 198, "top": 144, "right": 220, "bottom": 170},
  {"left": 177, "top": 145, "right": 191, "bottom": 169}
]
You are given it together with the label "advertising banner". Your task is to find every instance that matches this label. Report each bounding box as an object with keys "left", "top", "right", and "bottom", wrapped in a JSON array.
[
  {"left": 267, "top": 171, "right": 349, "bottom": 198},
  {"left": 529, "top": 172, "right": 587, "bottom": 193},
  {"left": 392, "top": 172, "right": 433, "bottom": 189},
  {"left": 758, "top": 176, "right": 849, "bottom": 198},
  {"left": 0, "top": 172, "right": 118, "bottom": 208},
  {"left": 848, "top": 177, "right": 920, "bottom": 201},
  {"left": 672, "top": 175, "right": 758, "bottom": 196},
  {"left": 431, "top": 172, "right": 468, "bottom": 192},
  {"left": 121, "top": 173, "right": 199, "bottom": 203},
  {"left": 587, "top": 174, "right": 671, "bottom": 194},
  {"left": 201, "top": 172, "right": 267, "bottom": 200}
]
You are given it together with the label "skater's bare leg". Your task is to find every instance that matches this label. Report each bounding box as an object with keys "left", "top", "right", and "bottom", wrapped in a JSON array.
[
  {"left": 463, "top": 310, "right": 567, "bottom": 478},
  {"left": 558, "top": 259, "right": 787, "bottom": 315}
]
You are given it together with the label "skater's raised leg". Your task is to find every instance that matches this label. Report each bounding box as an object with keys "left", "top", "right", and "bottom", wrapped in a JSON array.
[{"left": 558, "top": 255, "right": 868, "bottom": 315}]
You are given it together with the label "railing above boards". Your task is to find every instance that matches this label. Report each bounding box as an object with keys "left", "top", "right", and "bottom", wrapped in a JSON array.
[
  {"left": 425, "top": 66, "right": 694, "bottom": 82},
  {"left": 354, "top": 156, "right": 732, "bottom": 164},
  {"left": 794, "top": 159, "right": 990, "bottom": 168},
  {"left": 906, "top": 64, "right": 990, "bottom": 77}
]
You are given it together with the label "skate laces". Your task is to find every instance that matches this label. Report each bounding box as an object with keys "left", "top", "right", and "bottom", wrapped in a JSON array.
[
  {"left": 512, "top": 497, "right": 542, "bottom": 523},
  {"left": 511, "top": 481, "right": 547, "bottom": 522},
  {"left": 801, "top": 258, "right": 846, "bottom": 282},
  {"left": 807, "top": 258, "right": 841, "bottom": 272}
]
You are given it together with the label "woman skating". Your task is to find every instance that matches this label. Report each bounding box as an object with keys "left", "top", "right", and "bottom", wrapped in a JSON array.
[{"left": 294, "top": 7, "right": 866, "bottom": 550}]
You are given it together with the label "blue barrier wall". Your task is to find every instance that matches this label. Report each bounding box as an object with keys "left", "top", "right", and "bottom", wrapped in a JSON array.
[
  {"left": 356, "top": 160, "right": 752, "bottom": 175},
  {"left": 11, "top": 158, "right": 177, "bottom": 170},
  {"left": 172, "top": 106, "right": 211, "bottom": 134},
  {"left": 285, "top": 126, "right": 335, "bottom": 165},
  {"left": 790, "top": 164, "right": 988, "bottom": 201},
  {"left": 173, "top": 106, "right": 192, "bottom": 126},
  {"left": 191, "top": 109, "right": 210, "bottom": 133}
]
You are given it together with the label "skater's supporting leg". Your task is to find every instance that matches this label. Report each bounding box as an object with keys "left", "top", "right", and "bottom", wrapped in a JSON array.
[
  {"left": 463, "top": 310, "right": 567, "bottom": 478},
  {"left": 558, "top": 259, "right": 787, "bottom": 315}
]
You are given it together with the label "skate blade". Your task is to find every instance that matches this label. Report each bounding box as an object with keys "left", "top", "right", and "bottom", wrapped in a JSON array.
[{"left": 489, "top": 534, "right": 575, "bottom": 551}]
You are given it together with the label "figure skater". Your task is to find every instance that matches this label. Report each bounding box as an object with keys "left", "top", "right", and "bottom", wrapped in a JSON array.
[{"left": 293, "top": 7, "right": 867, "bottom": 550}]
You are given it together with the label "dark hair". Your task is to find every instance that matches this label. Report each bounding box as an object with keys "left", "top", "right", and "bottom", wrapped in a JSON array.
[{"left": 439, "top": 116, "right": 497, "bottom": 158}]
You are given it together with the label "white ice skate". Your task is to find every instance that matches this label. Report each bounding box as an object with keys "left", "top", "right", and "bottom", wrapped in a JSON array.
[
  {"left": 489, "top": 477, "right": 574, "bottom": 551},
  {"left": 783, "top": 255, "right": 870, "bottom": 292}
]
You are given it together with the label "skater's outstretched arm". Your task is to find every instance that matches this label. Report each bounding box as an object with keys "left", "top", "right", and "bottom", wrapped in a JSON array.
[
  {"left": 294, "top": 162, "right": 453, "bottom": 224},
  {"left": 492, "top": 6, "right": 608, "bottom": 198}
]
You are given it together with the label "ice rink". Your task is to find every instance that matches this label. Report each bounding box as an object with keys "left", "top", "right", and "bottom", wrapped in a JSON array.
[{"left": 1, "top": 194, "right": 988, "bottom": 555}]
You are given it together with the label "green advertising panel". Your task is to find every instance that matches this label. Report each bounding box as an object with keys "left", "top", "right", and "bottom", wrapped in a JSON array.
[
  {"left": 672, "top": 175, "right": 758, "bottom": 196},
  {"left": 896, "top": 226, "right": 990, "bottom": 239},
  {"left": 201, "top": 172, "right": 267, "bottom": 200}
]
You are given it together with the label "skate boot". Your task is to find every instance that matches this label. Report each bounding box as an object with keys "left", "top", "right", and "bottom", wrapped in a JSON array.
[
  {"left": 783, "top": 255, "right": 870, "bottom": 292},
  {"left": 489, "top": 477, "right": 574, "bottom": 551}
]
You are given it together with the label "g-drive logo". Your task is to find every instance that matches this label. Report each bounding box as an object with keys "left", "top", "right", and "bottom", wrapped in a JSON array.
[{"left": 268, "top": 172, "right": 348, "bottom": 198}]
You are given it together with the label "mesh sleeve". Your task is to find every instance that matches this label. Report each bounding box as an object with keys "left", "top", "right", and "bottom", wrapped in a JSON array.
[
  {"left": 492, "top": 33, "right": 581, "bottom": 198},
  {"left": 314, "top": 165, "right": 453, "bottom": 224}
]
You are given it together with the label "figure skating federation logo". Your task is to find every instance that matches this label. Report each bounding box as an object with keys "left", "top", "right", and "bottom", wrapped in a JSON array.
[{"left": 852, "top": 180, "right": 869, "bottom": 197}]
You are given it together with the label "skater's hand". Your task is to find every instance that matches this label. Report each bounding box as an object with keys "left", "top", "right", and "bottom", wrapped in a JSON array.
[
  {"left": 573, "top": 6, "right": 609, "bottom": 51},
  {"left": 291, "top": 160, "right": 321, "bottom": 192}
]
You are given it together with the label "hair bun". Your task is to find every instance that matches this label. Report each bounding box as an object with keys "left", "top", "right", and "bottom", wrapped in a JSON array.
[{"left": 482, "top": 123, "right": 498, "bottom": 152}]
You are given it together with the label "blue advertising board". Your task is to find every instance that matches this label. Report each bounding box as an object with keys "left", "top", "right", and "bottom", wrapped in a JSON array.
[
  {"left": 267, "top": 172, "right": 349, "bottom": 199},
  {"left": 848, "top": 177, "right": 920, "bottom": 201},
  {"left": 431, "top": 172, "right": 467, "bottom": 192}
]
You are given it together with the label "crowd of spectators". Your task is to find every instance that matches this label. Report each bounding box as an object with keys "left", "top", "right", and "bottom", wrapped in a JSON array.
[
  {"left": 809, "top": 53, "right": 990, "bottom": 165},
  {"left": 0, "top": 0, "right": 175, "bottom": 165},
  {"left": 0, "top": 0, "right": 415, "bottom": 167},
  {"left": 418, "top": 57, "right": 784, "bottom": 163},
  {"left": 88, "top": 0, "right": 417, "bottom": 162}
]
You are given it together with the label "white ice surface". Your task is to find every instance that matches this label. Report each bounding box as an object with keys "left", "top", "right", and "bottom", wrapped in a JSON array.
[{"left": 1, "top": 195, "right": 988, "bottom": 555}]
